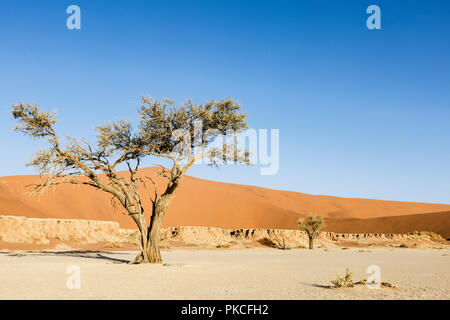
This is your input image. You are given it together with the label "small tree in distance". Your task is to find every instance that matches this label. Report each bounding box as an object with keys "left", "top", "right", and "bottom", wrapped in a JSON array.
[
  {"left": 297, "top": 215, "right": 324, "bottom": 249},
  {"left": 11, "top": 96, "right": 249, "bottom": 264}
]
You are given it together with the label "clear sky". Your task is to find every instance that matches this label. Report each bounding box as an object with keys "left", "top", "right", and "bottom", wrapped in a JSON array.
[{"left": 0, "top": 0, "right": 449, "bottom": 204}]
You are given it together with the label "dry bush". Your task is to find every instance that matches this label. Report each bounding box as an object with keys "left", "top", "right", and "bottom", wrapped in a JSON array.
[
  {"left": 216, "top": 240, "right": 240, "bottom": 248},
  {"left": 159, "top": 242, "right": 171, "bottom": 249},
  {"left": 104, "top": 241, "right": 124, "bottom": 248},
  {"left": 257, "top": 238, "right": 291, "bottom": 250},
  {"left": 398, "top": 243, "right": 417, "bottom": 248},
  {"left": 408, "top": 231, "right": 443, "bottom": 240},
  {"left": 381, "top": 281, "right": 397, "bottom": 288},
  {"left": 258, "top": 238, "right": 280, "bottom": 249},
  {"left": 279, "top": 237, "right": 290, "bottom": 250},
  {"left": 331, "top": 268, "right": 354, "bottom": 288}
]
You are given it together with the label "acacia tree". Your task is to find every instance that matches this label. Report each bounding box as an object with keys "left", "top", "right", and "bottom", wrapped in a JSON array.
[
  {"left": 11, "top": 96, "right": 249, "bottom": 263},
  {"left": 297, "top": 215, "right": 324, "bottom": 249}
]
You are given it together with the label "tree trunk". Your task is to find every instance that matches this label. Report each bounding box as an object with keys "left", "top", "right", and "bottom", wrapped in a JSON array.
[
  {"left": 145, "top": 212, "right": 162, "bottom": 263},
  {"left": 143, "top": 187, "right": 179, "bottom": 263},
  {"left": 140, "top": 228, "right": 151, "bottom": 263},
  {"left": 308, "top": 236, "right": 313, "bottom": 249},
  {"left": 130, "top": 176, "right": 182, "bottom": 264},
  {"left": 131, "top": 218, "right": 161, "bottom": 264},
  {"left": 129, "top": 209, "right": 150, "bottom": 264}
]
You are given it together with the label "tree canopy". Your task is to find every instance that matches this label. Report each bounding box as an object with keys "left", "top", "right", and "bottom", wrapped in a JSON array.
[{"left": 12, "top": 96, "right": 250, "bottom": 263}]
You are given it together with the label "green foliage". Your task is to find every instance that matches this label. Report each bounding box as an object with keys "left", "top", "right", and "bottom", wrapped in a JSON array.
[
  {"left": 297, "top": 215, "right": 324, "bottom": 239},
  {"left": 136, "top": 97, "right": 248, "bottom": 164},
  {"left": 11, "top": 103, "right": 57, "bottom": 140},
  {"left": 10, "top": 96, "right": 250, "bottom": 193}
]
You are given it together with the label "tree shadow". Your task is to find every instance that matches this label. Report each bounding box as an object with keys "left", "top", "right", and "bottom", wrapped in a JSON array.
[{"left": 0, "top": 250, "right": 132, "bottom": 264}]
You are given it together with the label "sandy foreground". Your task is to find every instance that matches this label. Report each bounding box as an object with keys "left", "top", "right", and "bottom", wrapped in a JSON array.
[{"left": 0, "top": 247, "right": 449, "bottom": 300}]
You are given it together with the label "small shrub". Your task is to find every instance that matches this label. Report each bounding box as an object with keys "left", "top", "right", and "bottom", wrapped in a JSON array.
[
  {"left": 104, "top": 241, "right": 123, "bottom": 248},
  {"left": 398, "top": 242, "right": 418, "bottom": 248},
  {"left": 216, "top": 241, "right": 238, "bottom": 248},
  {"left": 159, "top": 242, "right": 171, "bottom": 249},
  {"left": 258, "top": 238, "right": 290, "bottom": 249},
  {"left": 331, "top": 268, "right": 354, "bottom": 288},
  {"left": 258, "top": 238, "right": 277, "bottom": 248},
  {"left": 381, "top": 281, "right": 396, "bottom": 288},
  {"left": 280, "top": 238, "right": 290, "bottom": 250},
  {"left": 356, "top": 278, "right": 367, "bottom": 285}
]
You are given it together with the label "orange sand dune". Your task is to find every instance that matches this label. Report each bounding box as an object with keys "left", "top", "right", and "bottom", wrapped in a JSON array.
[
  {"left": 1, "top": 167, "right": 449, "bottom": 236},
  {"left": 324, "top": 211, "right": 450, "bottom": 238}
]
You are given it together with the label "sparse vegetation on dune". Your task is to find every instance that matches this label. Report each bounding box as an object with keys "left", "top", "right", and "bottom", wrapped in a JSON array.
[{"left": 408, "top": 231, "right": 443, "bottom": 240}]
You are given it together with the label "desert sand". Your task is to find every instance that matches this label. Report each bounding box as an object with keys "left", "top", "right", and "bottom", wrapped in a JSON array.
[
  {"left": 0, "top": 248, "right": 448, "bottom": 300},
  {"left": 1, "top": 167, "right": 450, "bottom": 237},
  {"left": 1, "top": 169, "right": 449, "bottom": 300}
]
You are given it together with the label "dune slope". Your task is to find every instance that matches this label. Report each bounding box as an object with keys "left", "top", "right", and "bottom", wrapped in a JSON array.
[
  {"left": 324, "top": 211, "right": 450, "bottom": 238},
  {"left": 1, "top": 167, "right": 449, "bottom": 236}
]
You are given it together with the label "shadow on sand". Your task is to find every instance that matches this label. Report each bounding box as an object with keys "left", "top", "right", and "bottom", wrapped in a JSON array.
[{"left": 0, "top": 250, "right": 132, "bottom": 264}]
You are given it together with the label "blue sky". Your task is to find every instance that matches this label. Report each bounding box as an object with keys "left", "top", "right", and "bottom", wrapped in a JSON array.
[{"left": 0, "top": 0, "right": 449, "bottom": 204}]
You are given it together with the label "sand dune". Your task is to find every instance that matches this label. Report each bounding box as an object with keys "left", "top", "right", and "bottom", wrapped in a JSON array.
[
  {"left": 1, "top": 167, "right": 449, "bottom": 236},
  {"left": 324, "top": 211, "right": 450, "bottom": 238}
]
